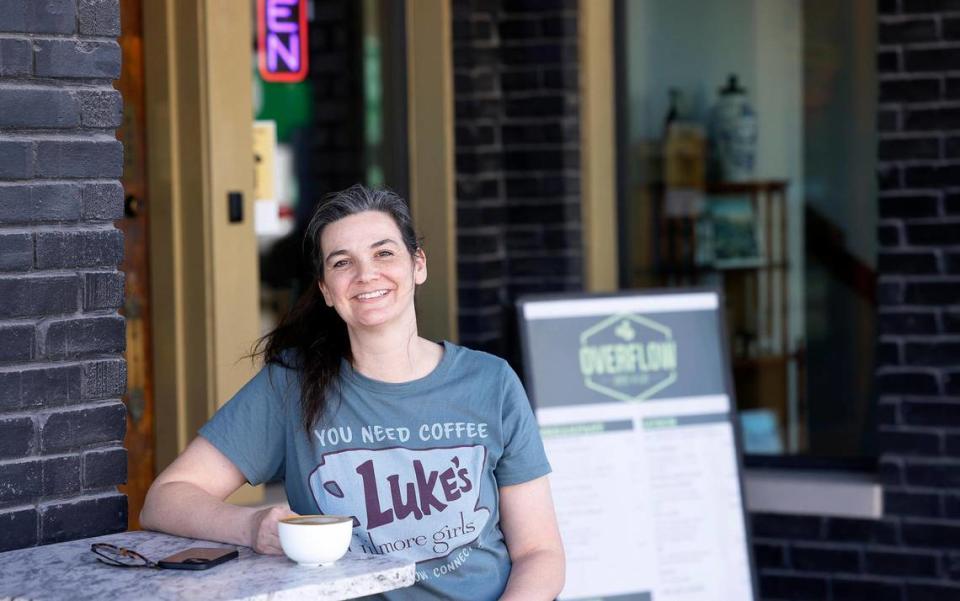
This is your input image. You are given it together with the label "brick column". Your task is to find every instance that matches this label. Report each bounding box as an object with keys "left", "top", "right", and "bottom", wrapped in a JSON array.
[
  {"left": 750, "top": 1, "right": 960, "bottom": 599},
  {"left": 453, "top": 0, "right": 583, "bottom": 361},
  {"left": 0, "top": 0, "right": 127, "bottom": 551}
]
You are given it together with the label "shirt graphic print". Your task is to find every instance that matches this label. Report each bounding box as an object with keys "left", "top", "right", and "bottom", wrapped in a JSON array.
[{"left": 309, "top": 444, "right": 491, "bottom": 561}]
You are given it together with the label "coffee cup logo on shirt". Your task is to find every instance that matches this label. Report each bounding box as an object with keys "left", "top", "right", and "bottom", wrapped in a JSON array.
[
  {"left": 578, "top": 313, "right": 679, "bottom": 402},
  {"left": 308, "top": 444, "right": 490, "bottom": 563}
]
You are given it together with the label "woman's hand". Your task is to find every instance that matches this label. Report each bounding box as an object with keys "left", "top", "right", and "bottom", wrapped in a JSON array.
[{"left": 249, "top": 503, "right": 297, "bottom": 555}]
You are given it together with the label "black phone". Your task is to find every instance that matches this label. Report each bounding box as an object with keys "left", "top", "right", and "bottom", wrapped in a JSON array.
[{"left": 157, "top": 547, "right": 239, "bottom": 570}]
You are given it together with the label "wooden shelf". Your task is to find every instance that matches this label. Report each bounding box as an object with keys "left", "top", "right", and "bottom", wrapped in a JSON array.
[
  {"left": 733, "top": 350, "right": 803, "bottom": 369},
  {"left": 706, "top": 179, "right": 789, "bottom": 195},
  {"left": 654, "top": 179, "right": 802, "bottom": 451}
]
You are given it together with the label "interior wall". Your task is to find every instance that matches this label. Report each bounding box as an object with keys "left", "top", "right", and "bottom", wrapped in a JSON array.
[{"left": 803, "top": 0, "right": 877, "bottom": 267}]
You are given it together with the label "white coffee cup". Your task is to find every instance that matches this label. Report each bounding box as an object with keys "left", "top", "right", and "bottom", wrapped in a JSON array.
[{"left": 278, "top": 515, "right": 354, "bottom": 567}]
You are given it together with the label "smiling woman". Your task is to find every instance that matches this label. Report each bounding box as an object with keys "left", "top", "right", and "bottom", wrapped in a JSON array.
[
  {"left": 317, "top": 211, "right": 427, "bottom": 334},
  {"left": 139, "top": 184, "right": 565, "bottom": 601}
]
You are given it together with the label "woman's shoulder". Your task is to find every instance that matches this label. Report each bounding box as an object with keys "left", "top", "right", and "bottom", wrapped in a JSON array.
[
  {"left": 444, "top": 341, "right": 514, "bottom": 378},
  {"left": 254, "top": 348, "right": 303, "bottom": 391}
]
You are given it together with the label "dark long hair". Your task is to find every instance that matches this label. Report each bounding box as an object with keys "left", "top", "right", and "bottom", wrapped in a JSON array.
[{"left": 254, "top": 184, "right": 421, "bottom": 434}]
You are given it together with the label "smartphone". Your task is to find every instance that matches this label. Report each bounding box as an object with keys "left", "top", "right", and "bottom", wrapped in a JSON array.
[{"left": 157, "top": 547, "right": 239, "bottom": 570}]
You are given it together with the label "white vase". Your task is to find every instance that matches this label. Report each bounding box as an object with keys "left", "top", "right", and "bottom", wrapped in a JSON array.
[{"left": 710, "top": 75, "right": 757, "bottom": 182}]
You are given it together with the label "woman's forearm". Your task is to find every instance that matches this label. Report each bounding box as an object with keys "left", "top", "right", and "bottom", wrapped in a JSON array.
[
  {"left": 500, "top": 548, "right": 566, "bottom": 601},
  {"left": 140, "top": 481, "right": 259, "bottom": 548}
]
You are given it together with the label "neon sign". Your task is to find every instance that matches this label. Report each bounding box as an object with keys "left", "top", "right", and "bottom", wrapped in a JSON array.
[{"left": 257, "top": 0, "right": 309, "bottom": 83}]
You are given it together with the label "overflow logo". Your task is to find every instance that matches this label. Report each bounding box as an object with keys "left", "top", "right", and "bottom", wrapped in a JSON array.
[{"left": 578, "top": 313, "right": 678, "bottom": 401}]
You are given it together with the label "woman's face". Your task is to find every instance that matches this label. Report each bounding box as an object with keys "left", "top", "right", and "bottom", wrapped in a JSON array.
[{"left": 317, "top": 210, "right": 426, "bottom": 332}]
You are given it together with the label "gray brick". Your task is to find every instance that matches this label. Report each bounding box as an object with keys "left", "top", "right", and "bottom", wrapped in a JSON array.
[
  {"left": 35, "top": 140, "right": 123, "bottom": 178},
  {"left": 906, "top": 341, "right": 960, "bottom": 365},
  {"left": 42, "top": 455, "right": 80, "bottom": 496},
  {"left": 878, "top": 250, "right": 939, "bottom": 274},
  {"left": 0, "top": 87, "right": 80, "bottom": 128},
  {"left": 903, "top": 0, "right": 960, "bottom": 12},
  {"left": 35, "top": 229, "right": 124, "bottom": 269},
  {"left": 34, "top": 40, "right": 121, "bottom": 79},
  {"left": 946, "top": 17, "right": 960, "bottom": 39},
  {"left": 906, "top": 280, "right": 960, "bottom": 304},
  {"left": 904, "top": 106, "right": 960, "bottom": 130},
  {"left": 907, "top": 222, "right": 960, "bottom": 246},
  {"left": 0, "top": 324, "right": 34, "bottom": 363},
  {"left": 0, "top": 507, "right": 36, "bottom": 551},
  {"left": 40, "top": 403, "right": 125, "bottom": 453},
  {"left": 880, "top": 49, "right": 900, "bottom": 72},
  {"left": 83, "top": 272, "right": 124, "bottom": 310},
  {"left": 905, "top": 47, "right": 960, "bottom": 72},
  {"left": 879, "top": 17, "right": 938, "bottom": 43},
  {"left": 0, "top": 459, "right": 42, "bottom": 505},
  {"left": 878, "top": 136, "right": 940, "bottom": 160},
  {"left": 20, "top": 363, "right": 82, "bottom": 408},
  {"left": 79, "top": 0, "right": 121, "bottom": 36},
  {"left": 0, "top": 364, "right": 85, "bottom": 413},
  {"left": 948, "top": 136, "right": 960, "bottom": 159},
  {"left": 759, "top": 574, "right": 828, "bottom": 600},
  {"left": 0, "top": 0, "right": 76, "bottom": 34},
  {"left": 0, "top": 140, "right": 32, "bottom": 180},
  {"left": 81, "top": 182, "right": 123, "bottom": 220},
  {"left": 904, "top": 164, "right": 960, "bottom": 187},
  {"left": 81, "top": 359, "right": 125, "bottom": 400},
  {"left": 949, "top": 77, "right": 960, "bottom": 100},
  {"left": 78, "top": 89, "right": 123, "bottom": 128},
  {"left": 0, "top": 417, "right": 34, "bottom": 459},
  {"left": 790, "top": 543, "right": 862, "bottom": 572},
  {"left": 0, "top": 275, "right": 78, "bottom": 319},
  {"left": 0, "top": 39, "right": 31, "bottom": 77},
  {"left": 83, "top": 447, "right": 126, "bottom": 489},
  {"left": 908, "top": 582, "right": 960, "bottom": 600},
  {"left": 0, "top": 233, "right": 33, "bottom": 271},
  {"left": 39, "top": 493, "right": 125, "bottom": 544},
  {"left": 41, "top": 316, "right": 125, "bottom": 359},
  {"left": 879, "top": 77, "right": 940, "bottom": 103},
  {"left": 0, "top": 371, "right": 20, "bottom": 412},
  {"left": 0, "top": 183, "right": 81, "bottom": 223}
]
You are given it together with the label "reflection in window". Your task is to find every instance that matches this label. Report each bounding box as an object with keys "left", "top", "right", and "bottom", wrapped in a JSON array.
[{"left": 617, "top": 0, "right": 876, "bottom": 460}]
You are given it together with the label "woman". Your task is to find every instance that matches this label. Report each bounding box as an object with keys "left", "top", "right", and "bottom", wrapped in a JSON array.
[{"left": 140, "top": 185, "right": 565, "bottom": 600}]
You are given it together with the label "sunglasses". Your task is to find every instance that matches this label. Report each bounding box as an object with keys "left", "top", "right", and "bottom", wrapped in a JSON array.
[{"left": 90, "top": 543, "right": 159, "bottom": 569}]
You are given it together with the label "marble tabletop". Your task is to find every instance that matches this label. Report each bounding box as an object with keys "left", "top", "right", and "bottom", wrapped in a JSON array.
[{"left": 0, "top": 530, "right": 415, "bottom": 600}]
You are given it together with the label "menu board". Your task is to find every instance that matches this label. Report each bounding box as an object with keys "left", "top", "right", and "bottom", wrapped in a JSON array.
[{"left": 517, "top": 290, "right": 757, "bottom": 601}]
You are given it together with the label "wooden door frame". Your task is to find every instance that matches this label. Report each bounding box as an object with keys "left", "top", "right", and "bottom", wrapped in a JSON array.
[
  {"left": 579, "top": 0, "right": 618, "bottom": 292},
  {"left": 406, "top": 0, "right": 458, "bottom": 343},
  {"left": 142, "top": 0, "right": 260, "bottom": 473}
]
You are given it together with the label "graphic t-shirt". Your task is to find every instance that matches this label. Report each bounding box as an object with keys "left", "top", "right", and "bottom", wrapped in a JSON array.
[{"left": 199, "top": 341, "right": 551, "bottom": 600}]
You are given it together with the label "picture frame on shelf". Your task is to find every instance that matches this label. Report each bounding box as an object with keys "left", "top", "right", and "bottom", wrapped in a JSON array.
[{"left": 707, "top": 194, "right": 761, "bottom": 266}]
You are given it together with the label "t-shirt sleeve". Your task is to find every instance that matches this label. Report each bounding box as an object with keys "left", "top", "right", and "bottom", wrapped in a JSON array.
[
  {"left": 494, "top": 363, "right": 552, "bottom": 487},
  {"left": 198, "top": 363, "right": 289, "bottom": 486}
]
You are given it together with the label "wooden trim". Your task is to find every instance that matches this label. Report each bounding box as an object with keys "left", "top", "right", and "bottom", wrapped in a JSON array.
[
  {"left": 579, "top": 0, "right": 618, "bottom": 292},
  {"left": 143, "top": 0, "right": 195, "bottom": 470},
  {"left": 143, "top": 0, "right": 260, "bottom": 472},
  {"left": 203, "top": 0, "right": 261, "bottom": 417},
  {"left": 405, "top": 0, "right": 459, "bottom": 343}
]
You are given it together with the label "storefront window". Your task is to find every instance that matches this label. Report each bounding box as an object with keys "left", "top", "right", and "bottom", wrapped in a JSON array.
[{"left": 616, "top": 0, "right": 876, "bottom": 461}]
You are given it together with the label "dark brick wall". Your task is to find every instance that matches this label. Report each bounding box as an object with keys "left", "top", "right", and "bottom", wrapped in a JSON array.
[
  {"left": 297, "top": 0, "right": 363, "bottom": 211},
  {"left": 0, "top": 0, "right": 127, "bottom": 552},
  {"left": 452, "top": 0, "right": 582, "bottom": 361},
  {"left": 751, "top": 1, "right": 960, "bottom": 599}
]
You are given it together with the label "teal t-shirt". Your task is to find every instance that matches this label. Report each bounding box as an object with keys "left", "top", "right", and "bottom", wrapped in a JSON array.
[{"left": 199, "top": 341, "right": 551, "bottom": 600}]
